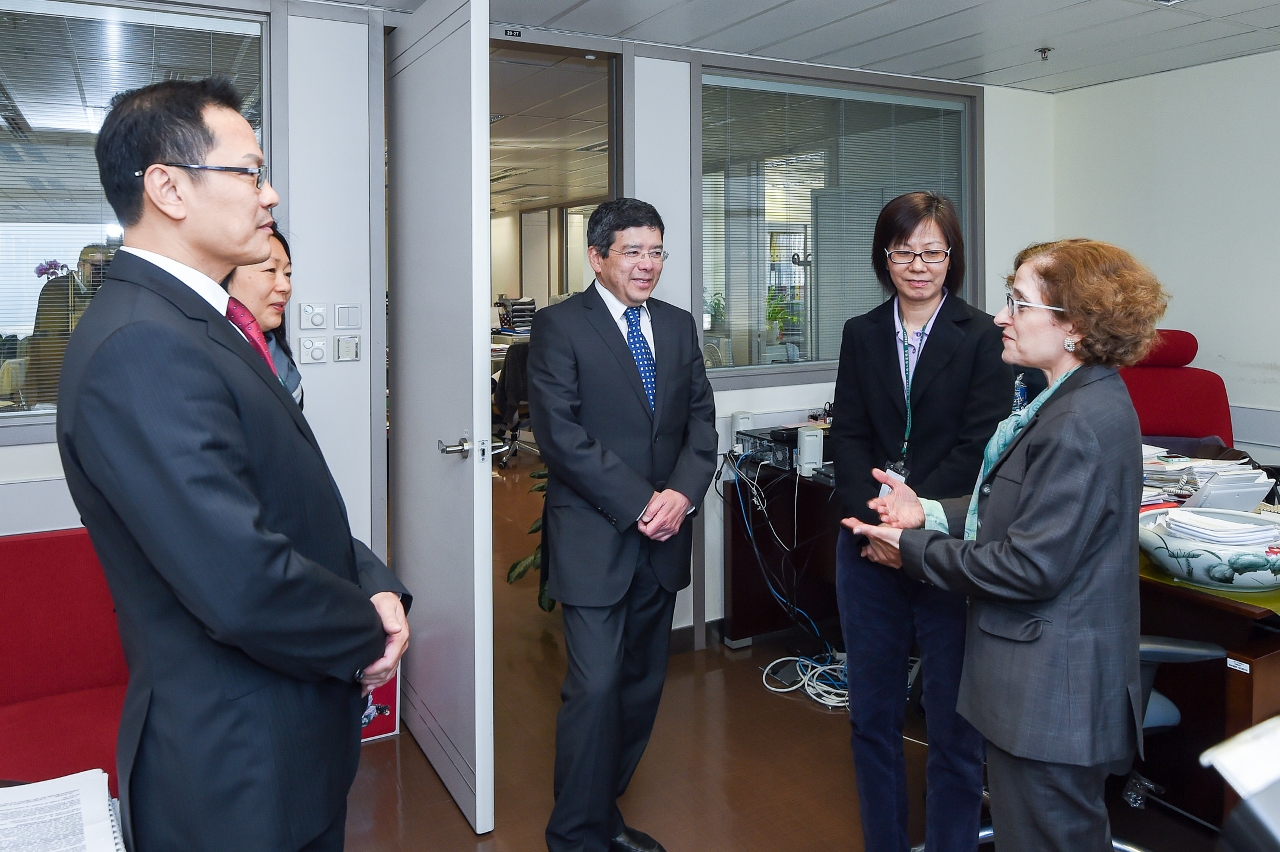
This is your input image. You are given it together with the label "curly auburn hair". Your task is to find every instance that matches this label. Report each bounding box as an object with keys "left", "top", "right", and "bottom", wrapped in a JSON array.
[{"left": 1007, "top": 239, "right": 1169, "bottom": 368}]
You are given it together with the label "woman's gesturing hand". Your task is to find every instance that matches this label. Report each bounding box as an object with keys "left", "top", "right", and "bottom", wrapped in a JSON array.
[{"left": 865, "top": 468, "right": 926, "bottom": 530}]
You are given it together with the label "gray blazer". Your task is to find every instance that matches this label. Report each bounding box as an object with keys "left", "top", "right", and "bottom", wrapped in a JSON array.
[
  {"left": 527, "top": 285, "right": 718, "bottom": 607},
  {"left": 899, "top": 365, "right": 1143, "bottom": 767}
]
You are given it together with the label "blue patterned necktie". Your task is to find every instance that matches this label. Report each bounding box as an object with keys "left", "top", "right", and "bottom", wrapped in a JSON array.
[{"left": 623, "top": 306, "right": 656, "bottom": 410}]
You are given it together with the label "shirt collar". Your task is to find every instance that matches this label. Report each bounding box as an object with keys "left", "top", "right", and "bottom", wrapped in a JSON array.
[
  {"left": 118, "top": 246, "right": 229, "bottom": 317},
  {"left": 593, "top": 280, "right": 649, "bottom": 322},
  {"left": 893, "top": 290, "right": 947, "bottom": 345}
]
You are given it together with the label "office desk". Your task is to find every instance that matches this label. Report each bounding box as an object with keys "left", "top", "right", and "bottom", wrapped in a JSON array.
[
  {"left": 1138, "top": 567, "right": 1280, "bottom": 826},
  {"left": 722, "top": 462, "right": 842, "bottom": 646}
]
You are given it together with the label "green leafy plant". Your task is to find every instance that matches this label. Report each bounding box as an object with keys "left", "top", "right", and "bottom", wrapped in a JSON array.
[
  {"left": 507, "top": 467, "right": 556, "bottom": 612},
  {"left": 765, "top": 290, "right": 800, "bottom": 326},
  {"left": 706, "top": 291, "right": 726, "bottom": 328}
]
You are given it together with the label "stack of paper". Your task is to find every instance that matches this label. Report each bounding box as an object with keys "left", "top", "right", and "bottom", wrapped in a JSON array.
[
  {"left": 0, "top": 768, "right": 123, "bottom": 851},
  {"left": 1164, "top": 509, "right": 1280, "bottom": 547},
  {"left": 1143, "top": 457, "right": 1253, "bottom": 491},
  {"left": 1142, "top": 444, "right": 1167, "bottom": 460},
  {"left": 1142, "top": 487, "right": 1172, "bottom": 506}
]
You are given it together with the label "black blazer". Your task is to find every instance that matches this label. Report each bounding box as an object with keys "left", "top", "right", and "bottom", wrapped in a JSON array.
[
  {"left": 527, "top": 285, "right": 718, "bottom": 607},
  {"left": 830, "top": 293, "right": 1013, "bottom": 523},
  {"left": 56, "top": 251, "right": 409, "bottom": 852}
]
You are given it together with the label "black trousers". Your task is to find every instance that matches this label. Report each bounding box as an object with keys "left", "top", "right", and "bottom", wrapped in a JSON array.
[{"left": 546, "top": 549, "right": 677, "bottom": 852}]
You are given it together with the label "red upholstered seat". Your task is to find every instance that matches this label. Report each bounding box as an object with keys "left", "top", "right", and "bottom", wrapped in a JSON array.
[
  {"left": 0, "top": 685, "right": 126, "bottom": 796},
  {"left": 1119, "top": 329, "right": 1233, "bottom": 447},
  {"left": 0, "top": 528, "right": 128, "bottom": 795}
]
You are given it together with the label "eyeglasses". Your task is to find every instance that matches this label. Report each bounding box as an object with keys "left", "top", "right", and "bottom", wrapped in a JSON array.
[
  {"left": 605, "top": 248, "right": 669, "bottom": 263},
  {"left": 886, "top": 248, "right": 950, "bottom": 265},
  {"left": 134, "top": 163, "right": 269, "bottom": 189},
  {"left": 1006, "top": 292, "right": 1065, "bottom": 315}
]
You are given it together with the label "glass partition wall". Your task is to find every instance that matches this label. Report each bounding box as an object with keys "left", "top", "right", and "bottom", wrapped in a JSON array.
[
  {"left": 701, "top": 75, "right": 968, "bottom": 371},
  {"left": 0, "top": 1, "right": 263, "bottom": 419}
]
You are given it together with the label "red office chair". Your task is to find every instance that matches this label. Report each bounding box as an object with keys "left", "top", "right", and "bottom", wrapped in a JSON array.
[{"left": 1119, "top": 329, "right": 1233, "bottom": 452}]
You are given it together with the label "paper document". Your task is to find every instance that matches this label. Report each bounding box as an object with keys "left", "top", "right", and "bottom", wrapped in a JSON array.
[
  {"left": 1202, "top": 715, "right": 1280, "bottom": 799},
  {"left": 0, "top": 769, "right": 123, "bottom": 852}
]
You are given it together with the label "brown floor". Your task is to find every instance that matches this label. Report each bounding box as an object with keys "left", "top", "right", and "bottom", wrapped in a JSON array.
[{"left": 347, "top": 450, "right": 1216, "bottom": 852}]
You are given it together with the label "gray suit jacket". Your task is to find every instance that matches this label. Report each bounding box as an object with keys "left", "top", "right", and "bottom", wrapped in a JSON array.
[
  {"left": 900, "top": 365, "right": 1143, "bottom": 766},
  {"left": 527, "top": 285, "right": 718, "bottom": 607}
]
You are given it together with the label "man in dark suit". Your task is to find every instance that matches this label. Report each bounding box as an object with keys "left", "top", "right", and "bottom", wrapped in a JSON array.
[
  {"left": 56, "top": 78, "right": 409, "bottom": 852},
  {"left": 528, "top": 198, "right": 717, "bottom": 852}
]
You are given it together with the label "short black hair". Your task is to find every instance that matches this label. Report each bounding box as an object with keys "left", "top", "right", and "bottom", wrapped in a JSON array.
[
  {"left": 586, "top": 198, "right": 664, "bottom": 254},
  {"left": 95, "top": 77, "right": 244, "bottom": 227},
  {"left": 870, "top": 191, "right": 966, "bottom": 296}
]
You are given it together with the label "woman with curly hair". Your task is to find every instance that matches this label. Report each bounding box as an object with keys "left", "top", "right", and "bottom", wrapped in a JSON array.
[{"left": 850, "top": 238, "right": 1169, "bottom": 852}]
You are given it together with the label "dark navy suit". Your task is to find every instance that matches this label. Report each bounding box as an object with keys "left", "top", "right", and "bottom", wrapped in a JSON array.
[
  {"left": 57, "top": 251, "right": 409, "bottom": 852},
  {"left": 528, "top": 284, "right": 716, "bottom": 852}
]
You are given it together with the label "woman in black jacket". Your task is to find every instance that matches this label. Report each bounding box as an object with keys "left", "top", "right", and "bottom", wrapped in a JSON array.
[{"left": 829, "top": 191, "right": 1013, "bottom": 852}]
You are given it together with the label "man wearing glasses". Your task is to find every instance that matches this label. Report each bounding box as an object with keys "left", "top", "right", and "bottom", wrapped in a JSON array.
[
  {"left": 528, "top": 198, "right": 717, "bottom": 852},
  {"left": 57, "top": 78, "right": 409, "bottom": 852}
]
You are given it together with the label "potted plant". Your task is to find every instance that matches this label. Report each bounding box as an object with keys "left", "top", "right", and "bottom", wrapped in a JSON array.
[
  {"left": 764, "top": 290, "right": 799, "bottom": 343},
  {"left": 507, "top": 466, "right": 555, "bottom": 612}
]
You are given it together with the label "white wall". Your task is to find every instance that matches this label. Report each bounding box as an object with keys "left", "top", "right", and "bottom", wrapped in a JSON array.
[
  {"left": 634, "top": 56, "right": 692, "bottom": 316},
  {"left": 1054, "top": 51, "right": 1280, "bottom": 460},
  {"left": 982, "top": 86, "right": 1055, "bottom": 307},
  {"left": 520, "top": 209, "right": 550, "bottom": 309},
  {"left": 491, "top": 211, "right": 520, "bottom": 302},
  {"left": 0, "top": 443, "right": 79, "bottom": 536},
  {"left": 287, "top": 14, "right": 375, "bottom": 542}
]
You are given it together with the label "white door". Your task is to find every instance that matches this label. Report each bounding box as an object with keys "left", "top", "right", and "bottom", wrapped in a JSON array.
[{"left": 386, "top": 0, "right": 493, "bottom": 833}]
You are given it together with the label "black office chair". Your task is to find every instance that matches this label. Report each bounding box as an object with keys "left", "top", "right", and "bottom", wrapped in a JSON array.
[
  {"left": 908, "top": 635, "right": 1225, "bottom": 852},
  {"left": 492, "top": 340, "right": 537, "bottom": 469}
]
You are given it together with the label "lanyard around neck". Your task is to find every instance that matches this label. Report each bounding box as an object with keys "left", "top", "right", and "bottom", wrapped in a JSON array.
[{"left": 898, "top": 301, "right": 914, "bottom": 462}]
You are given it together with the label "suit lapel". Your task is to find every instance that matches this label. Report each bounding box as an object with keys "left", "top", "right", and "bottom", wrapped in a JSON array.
[
  {"left": 110, "top": 252, "right": 322, "bottom": 454},
  {"left": 650, "top": 301, "right": 679, "bottom": 432},
  {"left": 865, "top": 301, "right": 908, "bottom": 420},
  {"left": 983, "top": 365, "right": 1099, "bottom": 481},
  {"left": 582, "top": 285, "right": 654, "bottom": 419},
  {"left": 909, "top": 295, "right": 965, "bottom": 407}
]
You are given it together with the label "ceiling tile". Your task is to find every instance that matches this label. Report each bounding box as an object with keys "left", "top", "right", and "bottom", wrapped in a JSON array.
[
  {"left": 622, "top": 0, "right": 791, "bottom": 46},
  {"left": 868, "top": 0, "right": 1148, "bottom": 76},
  {"left": 550, "top": 0, "right": 689, "bottom": 37},
  {"left": 490, "top": 1, "right": 587, "bottom": 28},
  {"left": 1227, "top": 5, "right": 1280, "bottom": 27},
  {"left": 758, "top": 0, "right": 980, "bottom": 63}
]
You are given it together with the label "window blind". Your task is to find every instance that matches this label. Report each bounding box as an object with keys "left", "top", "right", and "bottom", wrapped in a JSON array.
[
  {"left": 702, "top": 76, "right": 966, "bottom": 370},
  {"left": 0, "top": 2, "right": 262, "bottom": 416}
]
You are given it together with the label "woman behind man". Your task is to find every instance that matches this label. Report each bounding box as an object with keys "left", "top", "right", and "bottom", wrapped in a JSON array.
[
  {"left": 853, "top": 238, "right": 1169, "bottom": 851},
  {"left": 226, "top": 223, "right": 304, "bottom": 407},
  {"left": 830, "top": 191, "right": 1013, "bottom": 851}
]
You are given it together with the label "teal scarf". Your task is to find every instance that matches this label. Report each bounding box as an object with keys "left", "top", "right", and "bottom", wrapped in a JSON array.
[{"left": 963, "top": 367, "right": 1079, "bottom": 541}]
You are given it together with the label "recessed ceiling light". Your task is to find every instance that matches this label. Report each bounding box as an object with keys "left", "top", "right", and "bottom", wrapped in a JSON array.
[
  {"left": 489, "top": 114, "right": 507, "bottom": 123},
  {"left": 584, "top": 54, "right": 596, "bottom": 60},
  {"left": 1149, "top": 0, "right": 1187, "bottom": 5}
]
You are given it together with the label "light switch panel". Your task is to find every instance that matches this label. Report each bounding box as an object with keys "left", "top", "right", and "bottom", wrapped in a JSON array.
[
  {"left": 334, "top": 335, "right": 360, "bottom": 362},
  {"left": 334, "top": 304, "right": 362, "bottom": 329},
  {"left": 300, "top": 303, "right": 327, "bottom": 328},
  {"left": 299, "top": 337, "right": 327, "bottom": 363}
]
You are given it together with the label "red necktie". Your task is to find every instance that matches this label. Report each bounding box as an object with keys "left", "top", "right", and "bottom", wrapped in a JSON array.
[{"left": 226, "top": 296, "right": 278, "bottom": 376}]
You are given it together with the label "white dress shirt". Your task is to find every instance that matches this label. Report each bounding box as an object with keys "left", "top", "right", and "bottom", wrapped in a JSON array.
[
  {"left": 117, "top": 246, "right": 247, "bottom": 342},
  {"left": 593, "top": 280, "right": 655, "bottom": 359}
]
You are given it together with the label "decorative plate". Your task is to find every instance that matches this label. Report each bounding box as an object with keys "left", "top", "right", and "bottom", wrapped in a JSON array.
[{"left": 1139, "top": 508, "right": 1280, "bottom": 592}]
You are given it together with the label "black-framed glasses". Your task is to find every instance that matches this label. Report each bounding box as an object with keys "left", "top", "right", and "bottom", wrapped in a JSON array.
[
  {"left": 604, "top": 248, "right": 669, "bottom": 263},
  {"left": 885, "top": 248, "right": 950, "bottom": 264},
  {"left": 134, "top": 163, "right": 269, "bottom": 189},
  {"left": 1006, "top": 292, "right": 1065, "bottom": 315}
]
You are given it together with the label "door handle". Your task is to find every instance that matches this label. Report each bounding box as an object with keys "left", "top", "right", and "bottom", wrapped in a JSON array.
[{"left": 438, "top": 437, "right": 471, "bottom": 459}]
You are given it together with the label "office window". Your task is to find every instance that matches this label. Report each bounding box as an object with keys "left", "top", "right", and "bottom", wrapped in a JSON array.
[
  {"left": 0, "top": 1, "right": 263, "bottom": 419},
  {"left": 702, "top": 75, "right": 967, "bottom": 370}
]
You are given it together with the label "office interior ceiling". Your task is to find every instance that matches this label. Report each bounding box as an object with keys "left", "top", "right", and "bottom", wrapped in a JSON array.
[
  {"left": 490, "top": 0, "right": 1280, "bottom": 93},
  {"left": 0, "top": 10, "right": 261, "bottom": 224},
  {"left": 490, "top": 46, "right": 609, "bottom": 214}
]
